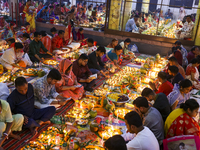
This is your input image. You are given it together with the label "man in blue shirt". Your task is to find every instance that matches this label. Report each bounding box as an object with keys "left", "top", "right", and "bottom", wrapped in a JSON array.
[
  {"left": 7, "top": 77, "right": 56, "bottom": 135},
  {"left": 125, "top": 15, "right": 140, "bottom": 33},
  {"left": 168, "top": 65, "right": 184, "bottom": 85}
]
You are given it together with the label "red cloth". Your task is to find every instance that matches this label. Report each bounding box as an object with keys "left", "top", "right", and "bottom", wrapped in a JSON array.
[
  {"left": 156, "top": 81, "right": 173, "bottom": 96},
  {"left": 64, "top": 25, "right": 73, "bottom": 45},
  {"left": 166, "top": 113, "right": 200, "bottom": 138},
  {"left": 52, "top": 35, "right": 64, "bottom": 50},
  {"left": 187, "top": 51, "right": 195, "bottom": 64},
  {"left": 9, "top": 43, "right": 15, "bottom": 49},
  {"left": 76, "top": 31, "right": 87, "bottom": 46},
  {"left": 174, "top": 50, "right": 182, "bottom": 66},
  {"left": 186, "top": 64, "right": 196, "bottom": 75},
  {"left": 41, "top": 36, "right": 51, "bottom": 53},
  {"left": 72, "top": 59, "right": 92, "bottom": 82}
]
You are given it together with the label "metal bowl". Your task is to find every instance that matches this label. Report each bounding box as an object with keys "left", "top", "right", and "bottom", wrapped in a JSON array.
[{"left": 106, "top": 92, "right": 130, "bottom": 106}]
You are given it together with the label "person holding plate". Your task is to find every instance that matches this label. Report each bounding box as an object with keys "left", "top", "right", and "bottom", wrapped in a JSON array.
[
  {"left": 56, "top": 59, "right": 84, "bottom": 100},
  {"left": 72, "top": 54, "right": 96, "bottom": 92}
]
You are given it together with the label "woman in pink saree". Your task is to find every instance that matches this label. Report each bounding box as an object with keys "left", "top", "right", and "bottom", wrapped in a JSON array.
[{"left": 56, "top": 59, "right": 84, "bottom": 100}]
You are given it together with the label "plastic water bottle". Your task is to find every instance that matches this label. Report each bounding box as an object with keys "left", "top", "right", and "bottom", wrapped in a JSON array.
[
  {"left": 39, "top": 61, "right": 42, "bottom": 69},
  {"left": 55, "top": 134, "right": 60, "bottom": 146},
  {"left": 68, "top": 139, "right": 74, "bottom": 150},
  {"left": 108, "top": 113, "right": 113, "bottom": 125}
]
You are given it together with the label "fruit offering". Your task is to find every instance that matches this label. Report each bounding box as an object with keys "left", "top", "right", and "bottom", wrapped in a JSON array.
[
  {"left": 19, "top": 68, "right": 38, "bottom": 76},
  {"left": 107, "top": 93, "right": 128, "bottom": 102}
]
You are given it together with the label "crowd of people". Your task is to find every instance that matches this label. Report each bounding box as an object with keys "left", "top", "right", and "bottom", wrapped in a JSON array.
[
  {"left": 125, "top": 7, "right": 195, "bottom": 40},
  {"left": 102, "top": 40, "right": 200, "bottom": 149},
  {"left": 0, "top": 1, "right": 200, "bottom": 150}
]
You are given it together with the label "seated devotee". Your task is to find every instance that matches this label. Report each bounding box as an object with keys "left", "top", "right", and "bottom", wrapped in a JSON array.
[
  {"left": 86, "top": 5, "right": 93, "bottom": 21},
  {"left": 165, "top": 9, "right": 173, "bottom": 19},
  {"left": 37, "top": 6, "right": 49, "bottom": 21},
  {"left": 88, "top": 46, "right": 109, "bottom": 78},
  {"left": 174, "top": 40, "right": 188, "bottom": 67},
  {"left": 0, "top": 99, "right": 24, "bottom": 145},
  {"left": 33, "top": 69, "right": 69, "bottom": 109},
  {"left": 22, "top": 33, "right": 31, "bottom": 53},
  {"left": 50, "top": 27, "right": 58, "bottom": 38},
  {"left": 76, "top": 28, "right": 87, "bottom": 46},
  {"left": 37, "top": 1, "right": 43, "bottom": 13},
  {"left": 29, "top": 32, "right": 54, "bottom": 62},
  {"left": 76, "top": 8, "right": 86, "bottom": 25},
  {"left": 119, "top": 38, "right": 134, "bottom": 59},
  {"left": 176, "top": 15, "right": 194, "bottom": 39},
  {"left": 0, "top": 16, "right": 8, "bottom": 30},
  {"left": 72, "top": 54, "right": 95, "bottom": 92},
  {"left": 0, "top": 42, "right": 32, "bottom": 71},
  {"left": 64, "top": 25, "right": 80, "bottom": 50},
  {"left": 61, "top": 3, "right": 69, "bottom": 15},
  {"left": 40, "top": 31, "right": 51, "bottom": 53},
  {"left": 55, "top": 59, "right": 84, "bottom": 100},
  {"left": 103, "top": 45, "right": 123, "bottom": 70},
  {"left": 7, "top": 38, "right": 15, "bottom": 48},
  {"left": 7, "top": 77, "right": 56, "bottom": 135},
  {"left": 81, "top": 38, "right": 97, "bottom": 55},
  {"left": 133, "top": 97, "right": 164, "bottom": 144},
  {"left": 167, "top": 79, "right": 192, "bottom": 111},
  {"left": 165, "top": 99, "right": 200, "bottom": 138},
  {"left": 185, "top": 58, "right": 200, "bottom": 89},
  {"left": 49, "top": 6, "right": 55, "bottom": 17},
  {"left": 107, "top": 38, "right": 118, "bottom": 48},
  {"left": 168, "top": 56, "right": 185, "bottom": 78},
  {"left": 149, "top": 71, "right": 173, "bottom": 96},
  {"left": 0, "top": 83, "right": 9, "bottom": 101},
  {"left": 168, "top": 65, "right": 184, "bottom": 85},
  {"left": 52, "top": 30, "right": 72, "bottom": 51},
  {"left": 91, "top": 7, "right": 98, "bottom": 21},
  {"left": 1, "top": 22, "right": 15, "bottom": 40},
  {"left": 54, "top": 4, "right": 61, "bottom": 15},
  {"left": 20, "top": 22, "right": 31, "bottom": 35},
  {"left": 119, "top": 38, "right": 131, "bottom": 53},
  {"left": 141, "top": 88, "right": 171, "bottom": 122},
  {"left": 172, "top": 46, "right": 183, "bottom": 66},
  {"left": 187, "top": 46, "right": 200, "bottom": 64},
  {"left": 125, "top": 15, "right": 141, "bottom": 33},
  {"left": 123, "top": 111, "right": 159, "bottom": 150},
  {"left": 104, "top": 135, "right": 127, "bottom": 150}
]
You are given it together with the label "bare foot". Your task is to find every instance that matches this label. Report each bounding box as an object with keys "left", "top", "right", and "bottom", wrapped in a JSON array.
[
  {"left": 30, "top": 127, "right": 38, "bottom": 136},
  {"left": 9, "top": 133, "right": 21, "bottom": 140},
  {"left": 42, "top": 120, "right": 51, "bottom": 125}
]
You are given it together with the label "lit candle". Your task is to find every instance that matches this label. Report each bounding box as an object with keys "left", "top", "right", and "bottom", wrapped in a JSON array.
[{"left": 48, "top": 139, "right": 51, "bottom": 145}]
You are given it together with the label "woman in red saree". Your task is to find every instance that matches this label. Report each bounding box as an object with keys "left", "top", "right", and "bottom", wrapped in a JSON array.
[
  {"left": 56, "top": 59, "right": 84, "bottom": 100},
  {"left": 165, "top": 99, "right": 200, "bottom": 138}
]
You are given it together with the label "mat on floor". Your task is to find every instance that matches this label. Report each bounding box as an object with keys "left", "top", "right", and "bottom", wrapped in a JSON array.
[{"left": 2, "top": 100, "right": 74, "bottom": 150}]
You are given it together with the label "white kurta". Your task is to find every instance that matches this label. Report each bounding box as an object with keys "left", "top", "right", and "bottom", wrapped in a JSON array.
[{"left": 0, "top": 47, "right": 32, "bottom": 70}]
